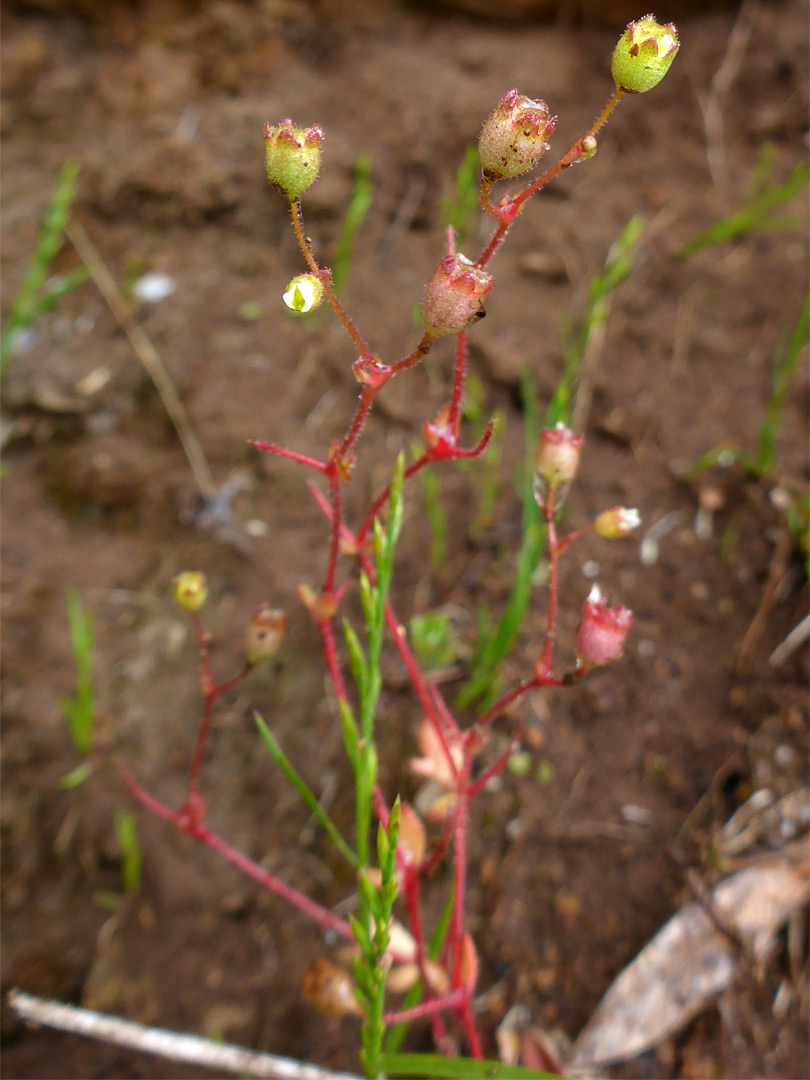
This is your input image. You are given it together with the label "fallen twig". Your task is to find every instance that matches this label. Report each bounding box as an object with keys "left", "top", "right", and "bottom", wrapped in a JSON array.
[
  {"left": 9, "top": 989, "right": 361, "bottom": 1080},
  {"left": 66, "top": 219, "right": 216, "bottom": 502}
]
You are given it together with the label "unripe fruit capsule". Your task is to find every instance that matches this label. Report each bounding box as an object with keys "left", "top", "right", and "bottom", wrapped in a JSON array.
[
  {"left": 611, "top": 14, "right": 680, "bottom": 94},
  {"left": 264, "top": 120, "right": 324, "bottom": 200},
  {"left": 173, "top": 571, "right": 207, "bottom": 612},
  {"left": 479, "top": 90, "right": 557, "bottom": 181}
]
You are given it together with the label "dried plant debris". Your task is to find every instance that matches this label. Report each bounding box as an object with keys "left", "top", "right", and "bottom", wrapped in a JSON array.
[{"left": 569, "top": 860, "right": 809, "bottom": 1071}]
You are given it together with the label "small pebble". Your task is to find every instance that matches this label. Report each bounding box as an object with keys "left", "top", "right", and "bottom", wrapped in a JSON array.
[{"left": 132, "top": 272, "right": 176, "bottom": 303}]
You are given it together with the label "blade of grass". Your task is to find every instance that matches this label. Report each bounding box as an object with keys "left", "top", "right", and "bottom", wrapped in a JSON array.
[
  {"left": 379, "top": 1051, "right": 562, "bottom": 1079},
  {"left": 114, "top": 810, "right": 143, "bottom": 894},
  {"left": 456, "top": 371, "right": 542, "bottom": 711},
  {"left": 758, "top": 293, "right": 809, "bottom": 476},
  {"left": 680, "top": 157, "right": 809, "bottom": 257},
  {"left": 332, "top": 153, "right": 374, "bottom": 295},
  {"left": 254, "top": 713, "right": 358, "bottom": 869},
  {"left": 442, "top": 145, "right": 480, "bottom": 248},
  {"left": 61, "top": 587, "right": 95, "bottom": 757},
  {"left": 1, "top": 161, "right": 88, "bottom": 372}
]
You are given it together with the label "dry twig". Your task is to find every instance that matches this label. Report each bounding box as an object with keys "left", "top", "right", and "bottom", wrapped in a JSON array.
[
  {"left": 66, "top": 220, "right": 216, "bottom": 501},
  {"left": 9, "top": 990, "right": 361, "bottom": 1080}
]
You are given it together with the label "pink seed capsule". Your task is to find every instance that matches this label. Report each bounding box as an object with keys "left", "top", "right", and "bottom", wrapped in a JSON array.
[
  {"left": 422, "top": 254, "right": 493, "bottom": 337},
  {"left": 535, "top": 424, "right": 584, "bottom": 488},
  {"left": 574, "top": 585, "right": 633, "bottom": 669}
]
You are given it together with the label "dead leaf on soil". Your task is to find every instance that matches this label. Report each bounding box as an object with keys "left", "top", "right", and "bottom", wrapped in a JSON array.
[{"left": 568, "top": 860, "right": 810, "bottom": 1071}]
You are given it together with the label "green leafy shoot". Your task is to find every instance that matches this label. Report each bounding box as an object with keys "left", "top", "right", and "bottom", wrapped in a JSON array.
[
  {"left": 379, "top": 1051, "right": 562, "bottom": 1079},
  {"left": 332, "top": 153, "right": 374, "bottom": 295},
  {"left": 114, "top": 810, "right": 143, "bottom": 894},
  {"left": 679, "top": 149, "right": 809, "bottom": 257},
  {"left": 254, "top": 712, "right": 358, "bottom": 869},
  {"left": 550, "top": 214, "right": 645, "bottom": 425},
  {"left": 342, "top": 457, "right": 404, "bottom": 1076},
  {"left": 442, "top": 145, "right": 480, "bottom": 248},
  {"left": 1, "top": 161, "right": 89, "bottom": 373},
  {"left": 60, "top": 588, "right": 95, "bottom": 760},
  {"left": 353, "top": 453, "right": 404, "bottom": 866},
  {"left": 353, "top": 800, "right": 400, "bottom": 1078}
]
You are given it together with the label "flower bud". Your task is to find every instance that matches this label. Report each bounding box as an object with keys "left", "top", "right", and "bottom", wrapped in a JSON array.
[
  {"left": 611, "top": 15, "right": 680, "bottom": 94},
  {"left": 574, "top": 585, "right": 633, "bottom": 669},
  {"left": 283, "top": 273, "right": 323, "bottom": 313},
  {"left": 244, "top": 604, "right": 287, "bottom": 665},
  {"left": 593, "top": 506, "right": 641, "bottom": 538},
  {"left": 535, "top": 424, "right": 584, "bottom": 487},
  {"left": 264, "top": 120, "right": 324, "bottom": 199},
  {"left": 478, "top": 90, "right": 558, "bottom": 181},
  {"left": 422, "top": 254, "right": 493, "bottom": 337},
  {"left": 578, "top": 135, "right": 598, "bottom": 159},
  {"left": 173, "top": 571, "right": 207, "bottom": 613}
]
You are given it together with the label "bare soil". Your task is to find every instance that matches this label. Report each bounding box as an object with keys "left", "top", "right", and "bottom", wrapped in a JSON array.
[{"left": 1, "top": 1, "right": 808, "bottom": 1078}]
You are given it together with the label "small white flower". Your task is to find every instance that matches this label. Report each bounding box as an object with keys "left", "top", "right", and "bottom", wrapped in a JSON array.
[{"left": 283, "top": 273, "right": 323, "bottom": 313}]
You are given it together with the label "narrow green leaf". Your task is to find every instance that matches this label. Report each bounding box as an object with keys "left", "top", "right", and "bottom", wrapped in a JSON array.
[
  {"left": 339, "top": 699, "right": 360, "bottom": 771},
  {"left": 113, "top": 810, "right": 142, "bottom": 894},
  {"left": 58, "top": 761, "right": 94, "bottom": 789},
  {"left": 331, "top": 153, "right": 374, "bottom": 295},
  {"left": 1, "top": 161, "right": 85, "bottom": 373},
  {"left": 343, "top": 618, "right": 368, "bottom": 695},
  {"left": 380, "top": 1051, "right": 563, "bottom": 1079},
  {"left": 254, "top": 713, "right": 358, "bottom": 868}
]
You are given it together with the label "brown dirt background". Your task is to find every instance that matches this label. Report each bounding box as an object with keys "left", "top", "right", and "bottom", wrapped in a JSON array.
[{"left": 1, "top": 1, "right": 808, "bottom": 1077}]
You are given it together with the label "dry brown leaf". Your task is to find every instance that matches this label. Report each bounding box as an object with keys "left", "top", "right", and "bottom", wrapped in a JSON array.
[{"left": 569, "top": 861, "right": 810, "bottom": 1070}]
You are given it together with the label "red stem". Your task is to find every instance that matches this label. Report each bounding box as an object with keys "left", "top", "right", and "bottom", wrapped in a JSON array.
[
  {"left": 383, "top": 988, "right": 465, "bottom": 1026},
  {"left": 459, "top": 997, "right": 484, "bottom": 1059},
  {"left": 318, "top": 618, "right": 350, "bottom": 705},
  {"left": 556, "top": 524, "right": 592, "bottom": 555},
  {"left": 119, "top": 764, "right": 355, "bottom": 943},
  {"left": 538, "top": 488, "right": 558, "bottom": 676},
  {"left": 288, "top": 198, "right": 371, "bottom": 357},
  {"left": 185, "top": 613, "right": 250, "bottom": 807},
  {"left": 324, "top": 465, "right": 342, "bottom": 595},
  {"left": 402, "top": 869, "right": 450, "bottom": 1047},
  {"left": 450, "top": 755, "right": 471, "bottom": 989},
  {"left": 468, "top": 730, "right": 522, "bottom": 799},
  {"left": 252, "top": 441, "right": 326, "bottom": 473}
]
